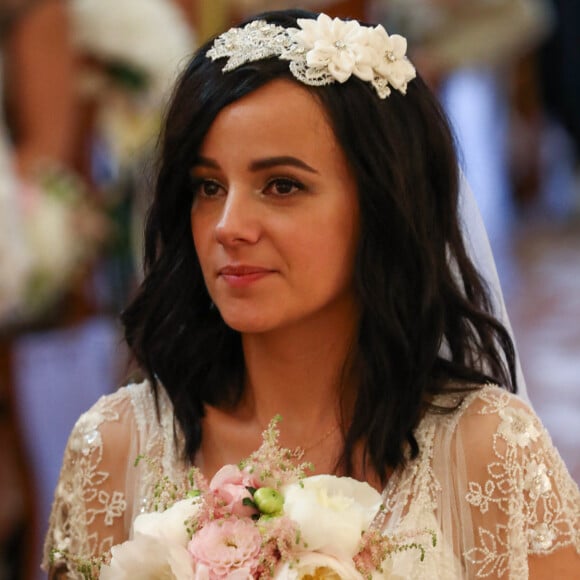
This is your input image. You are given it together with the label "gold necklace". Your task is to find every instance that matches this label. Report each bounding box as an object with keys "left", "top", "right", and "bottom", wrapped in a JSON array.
[
  {"left": 301, "top": 423, "right": 341, "bottom": 453},
  {"left": 258, "top": 418, "right": 340, "bottom": 453}
]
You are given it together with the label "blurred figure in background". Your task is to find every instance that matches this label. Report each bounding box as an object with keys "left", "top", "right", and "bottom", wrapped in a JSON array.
[
  {"left": 1, "top": 0, "right": 194, "bottom": 578},
  {"left": 1, "top": 2, "right": 88, "bottom": 578},
  {"left": 1, "top": 0, "right": 89, "bottom": 324},
  {"left": 373, "top": 0, "right": 553, "bottom": 293}
]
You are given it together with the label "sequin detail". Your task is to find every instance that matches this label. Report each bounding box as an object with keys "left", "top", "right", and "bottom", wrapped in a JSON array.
[{"left": 206, "top": 14, "right": 416, "bottom": 98}]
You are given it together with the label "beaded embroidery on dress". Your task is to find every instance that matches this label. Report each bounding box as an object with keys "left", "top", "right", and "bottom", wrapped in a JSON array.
[{"left": 44, "top": 383, "right": 580, "bottom": 578}]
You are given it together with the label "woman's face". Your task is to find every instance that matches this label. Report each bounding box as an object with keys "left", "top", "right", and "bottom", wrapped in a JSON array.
[{"left": 191, "top": 79, "right": 360, "bottom": 335}]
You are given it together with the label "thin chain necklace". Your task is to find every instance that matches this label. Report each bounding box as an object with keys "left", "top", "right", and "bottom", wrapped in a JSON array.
[
  {"left": 257, "top": 418, "right": 340, "bottom": 454},
  {"left": 302, "top": 423, "right": 341, "bottom": 453}
]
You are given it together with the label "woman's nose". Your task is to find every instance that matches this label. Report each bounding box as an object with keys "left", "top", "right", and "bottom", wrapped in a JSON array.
[{"left": 215, "top": 188, "right": 260, "bottom": 246}]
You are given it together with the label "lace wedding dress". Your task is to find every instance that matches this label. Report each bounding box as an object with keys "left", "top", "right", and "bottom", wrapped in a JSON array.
[{"left": 43, "top": 381, "right": 579, "bottom": 578}]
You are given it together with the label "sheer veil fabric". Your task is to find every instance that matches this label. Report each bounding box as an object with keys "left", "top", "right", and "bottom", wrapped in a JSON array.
[{"left": 457, "top": 172, "right": 528, "bottom": 401}]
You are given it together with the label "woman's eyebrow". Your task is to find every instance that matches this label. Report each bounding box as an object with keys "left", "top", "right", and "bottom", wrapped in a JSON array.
[
  {"left": 192, "top": 155, "right": 319, "bottom": 174},
  {"left": 249, "top": 156, "right": 319, "bottom": 174}
]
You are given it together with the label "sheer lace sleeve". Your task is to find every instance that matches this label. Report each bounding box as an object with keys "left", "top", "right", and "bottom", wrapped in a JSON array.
[
  {"left": 42, "top": 381, "right": 187, "bottom": 578},
  {"left": 456, "top": 388, "right": 580, "bottom": 578},
  {"left": 42, "top": 387, "right": 140, "bottom": 577},
  {"left": 380, "top": 385, "right": 579, "bottom": 579},
  {"left": 439, "top": 386, "right": 580, "bottom": 578}
]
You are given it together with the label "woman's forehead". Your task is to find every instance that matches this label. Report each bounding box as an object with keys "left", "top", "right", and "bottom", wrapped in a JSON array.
[{"left": 197, "top": 80, "right": 345, "bottom": 168}]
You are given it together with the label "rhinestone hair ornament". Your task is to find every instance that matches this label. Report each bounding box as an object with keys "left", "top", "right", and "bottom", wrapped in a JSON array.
[{"left": 206, "top": 13, "right": 416, "bottom": 99}]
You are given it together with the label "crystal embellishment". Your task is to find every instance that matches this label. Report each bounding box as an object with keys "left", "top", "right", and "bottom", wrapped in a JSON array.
[{"left": 206, "top": 14, "right": 416, "bottom": 99}]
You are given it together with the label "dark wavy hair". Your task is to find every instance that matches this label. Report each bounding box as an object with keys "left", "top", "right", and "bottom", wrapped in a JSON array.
[{"left": 122, "top": 9, "right": 516, "bottom": 484}]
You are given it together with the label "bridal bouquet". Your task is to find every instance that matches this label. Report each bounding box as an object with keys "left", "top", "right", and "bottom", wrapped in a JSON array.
[
  {"left": 0, "top": 161, "right": 107, "bottom": 326},
  {"left": 60, "top": 418, "right": 433, "bottom": 579}
]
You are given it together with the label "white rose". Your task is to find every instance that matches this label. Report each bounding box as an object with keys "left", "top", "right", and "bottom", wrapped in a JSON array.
[
  {"left": 282, "top": 475, "right": 382, "bottom": 560},
  {"left": 100, "top": 535, "right": 194, "bottom": 579},
  {"left": 134, "top": 498, "right": 200, "bottom": 547},
  {"left": 100, "top": 498, "right": 200, "bottom": 579}
]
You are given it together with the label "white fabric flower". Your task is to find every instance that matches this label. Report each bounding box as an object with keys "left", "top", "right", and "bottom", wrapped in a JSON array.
[
  {"left": 524, "top": 461, "right": 552, "bottom": 498},
  {"left": 282, "top": 475, "right": 382, "bottom": 560},
  {"left": 296, "top": 14, "right": 375, "bottom": 83},
  {"left": 527, "top": 523, "right": 555, "bottom": 552},
  {"left": 497, "top": 407, "right": 540, "bottom": 447},
  {"left": 207, "top": 14, "right": 416, "bottom": 98},
  {"left": 369, "top": 25, "right": 416, "bottom": 94}
]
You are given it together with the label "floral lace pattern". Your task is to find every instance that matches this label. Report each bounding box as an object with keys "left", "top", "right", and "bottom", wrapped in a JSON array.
[
  {"left": 462, "top": 389, "right": 579, "bottom": 577},
  {"left": 45, "top": 397, "right": 125, "bottom": 571},
  {"left": 43, "top": 383, "right": 580, "bottom": 578},
  {"left": 43, "top": 383, "right": 190, "bottom": 578}
]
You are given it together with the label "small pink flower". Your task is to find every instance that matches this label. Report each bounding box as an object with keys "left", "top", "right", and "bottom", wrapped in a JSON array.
[
  {"left": 210, "top": 465, "right": 260, "bottom": 517},
  {"left": 188, "top": 519, "right": 262, "bottom": 579}
]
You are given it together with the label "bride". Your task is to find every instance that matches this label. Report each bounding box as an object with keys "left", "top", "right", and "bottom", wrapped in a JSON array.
[{"left": 44, "top": 9, "right": 579, "bottom": 578}]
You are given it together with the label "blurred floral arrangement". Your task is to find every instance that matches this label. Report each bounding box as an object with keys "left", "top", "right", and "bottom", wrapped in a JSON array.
[
  {"left": 0, "top": 131, "right": 107, "bottom": 327},
  {"left": 51, "top": 417, "right": 435, "bottom": 579},
  {"left": 0, "top": 137, "right": 31, "bottom": 324},
  {"left": 71, "top": 0, "right": 195, "bottom": 165},
  {"left": 71, "top": 0, "right": 194, "bottom": 98}
]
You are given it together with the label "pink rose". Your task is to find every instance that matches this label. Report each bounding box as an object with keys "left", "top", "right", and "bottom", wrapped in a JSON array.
[
  {"left": 210, "top": 465, "right": 260, "bottom": 517},
  {"left": 188, "top": 519, "right": 261, "bottom": 579}
]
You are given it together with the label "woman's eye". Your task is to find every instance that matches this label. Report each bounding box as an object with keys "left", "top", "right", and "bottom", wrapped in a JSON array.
[
  {"left": 264, "top": 178, "right": 304, "bottom": 197},
  {"left": 192, "top": 179, "right": 223, "bottom": 198}
]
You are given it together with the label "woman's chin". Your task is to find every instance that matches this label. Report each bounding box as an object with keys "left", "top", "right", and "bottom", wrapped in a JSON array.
[{"left": 218, "top": 311, "right": 278, "bottom": 335}]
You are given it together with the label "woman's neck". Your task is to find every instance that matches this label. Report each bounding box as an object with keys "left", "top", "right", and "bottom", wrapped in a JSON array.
[
  {"left": 239, "top": 310, "right": 358, "bottom": 447},
  {"left": 197, "top": 304, "right": 360, "bottom": 481}
]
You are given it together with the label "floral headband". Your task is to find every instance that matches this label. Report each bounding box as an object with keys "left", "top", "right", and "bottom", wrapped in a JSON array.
[{"left": 206, "top": 13, "right": 416, "bottom": 99}]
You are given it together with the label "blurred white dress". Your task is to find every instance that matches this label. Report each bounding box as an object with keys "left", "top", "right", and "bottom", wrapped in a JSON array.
[{"left": 43, "top": 381, "right": 579, "bottom": 578}]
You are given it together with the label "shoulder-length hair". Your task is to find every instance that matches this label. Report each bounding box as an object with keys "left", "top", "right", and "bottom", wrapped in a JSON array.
[{"left": 122, "top": 9, "right": 516, "bottom": 484}]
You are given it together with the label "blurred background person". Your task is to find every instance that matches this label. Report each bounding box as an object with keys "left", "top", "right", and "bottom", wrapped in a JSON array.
[
  {"left": 1, "top": 2, "right": 87, "bottom": 578},
  {"left": 1, "top": 0, "right": 194, "bottom": 578}
]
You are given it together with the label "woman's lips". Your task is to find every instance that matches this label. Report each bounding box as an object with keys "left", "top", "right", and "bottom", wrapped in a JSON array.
[{"left": 218, "top": 265, "right": 273, "bottom": 288}]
